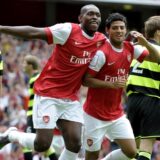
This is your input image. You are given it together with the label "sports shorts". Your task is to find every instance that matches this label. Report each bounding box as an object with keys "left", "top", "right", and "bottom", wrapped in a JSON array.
[
  {"left": 33, "top": 94, "right": 84, "bottom": 129},
  {"left": 83, "top": 112, "right": 134, "bottom": 151},
  {"left": 127, "top": 93, "right": 160, "bottom": 139}
]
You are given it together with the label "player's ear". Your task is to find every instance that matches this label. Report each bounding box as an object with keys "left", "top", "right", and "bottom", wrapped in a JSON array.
[
  {"left": 105, "top": 27, "right": 109, "bottom": 35},
  {"left": 78, "top": 15, "right": 82, "bottom": 23}
]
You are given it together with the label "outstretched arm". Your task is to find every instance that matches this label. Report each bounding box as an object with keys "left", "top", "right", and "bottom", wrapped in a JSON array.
[
  {"left": 130, "top": 31, "right": 160, "bottom": 63},
  {"left": 0, "top": 25, "right": 47, "bottom": 41}
]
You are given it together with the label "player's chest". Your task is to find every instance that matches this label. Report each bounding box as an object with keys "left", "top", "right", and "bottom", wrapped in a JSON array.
[
  {"left": 104, "top": 50, "right": 132, "bottom": 72},
  {"left": 65, "top": 36, "right": 103, "bottom": 58}
]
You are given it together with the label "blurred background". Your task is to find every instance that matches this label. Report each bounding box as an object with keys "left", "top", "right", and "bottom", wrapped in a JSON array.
[
  {"left": 0, "top": 0, "right": 160, "bottom": 160},
  {"left": 0, "top": 0, "right": 160, "bottom": 32}
]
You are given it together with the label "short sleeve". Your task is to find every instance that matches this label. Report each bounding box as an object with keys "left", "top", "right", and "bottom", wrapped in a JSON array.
[
  {"left": 89, "top": 50, "right": 106, "bottom": 72},
  {"left": 133, "top": 45, "right": 149, "bottom": 62},
  {"left": 45, "top": 23, "right": 72, "bottom": 45}
]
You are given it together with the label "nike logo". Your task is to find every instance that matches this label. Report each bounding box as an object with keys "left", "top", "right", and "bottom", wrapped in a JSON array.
[
  {"left": 75, "top": 41, "right": 82, "bottom": 45},
  {"left": 108, "top": 62, "right": 115, "bottom": 66}
]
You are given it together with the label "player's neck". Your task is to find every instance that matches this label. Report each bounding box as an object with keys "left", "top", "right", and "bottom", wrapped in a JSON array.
[
  {"left": 29, "top": 70, "right": 38, "bottom": 78},
  {"left": 110, "top": 40, "right": 123, "bottom": 49},
  {"left": 81, "top": 26, "right": 95, "bottom": 37}
]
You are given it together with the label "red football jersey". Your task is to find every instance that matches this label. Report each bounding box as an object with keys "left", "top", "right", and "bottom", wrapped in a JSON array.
[
  {"left": 84, "top": 40, "right": 148, "bottom": 120},
  {"left": 34, "top": 23, "right": 106, "bottom": 101}
]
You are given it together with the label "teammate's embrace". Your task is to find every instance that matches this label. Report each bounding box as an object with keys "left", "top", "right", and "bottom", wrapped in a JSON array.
[{"left": 0, "top": 4, "right": 106, "bottom": 160}]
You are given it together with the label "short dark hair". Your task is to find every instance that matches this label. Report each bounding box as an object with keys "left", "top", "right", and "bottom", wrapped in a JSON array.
[
  {"left": 80, "top": 4, "right": 99, "bottom": 15},
  {"left": 105, "top": 13, "right": 127, "bottom": 29}
]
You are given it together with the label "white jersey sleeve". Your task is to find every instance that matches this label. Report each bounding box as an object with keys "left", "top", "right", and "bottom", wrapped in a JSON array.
[
  {"left": 133, "top": 44, "right": 146, "bottom": 59},
  {"left": 48, "top": 23, "right": 72, "bottom": 45},
  {"left": 89, "top": 50, "right": 106, "bottom": 72}
]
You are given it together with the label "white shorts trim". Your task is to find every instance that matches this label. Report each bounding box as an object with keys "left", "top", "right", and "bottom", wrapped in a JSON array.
[
  {"left": 33, "top": 94, "right": 84, "bottom": 129},
  {"left": 83, "top": 112, "right": 134, "bottom": 151}
]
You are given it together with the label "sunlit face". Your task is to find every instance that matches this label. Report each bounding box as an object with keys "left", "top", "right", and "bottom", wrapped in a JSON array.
[
  {"left": 79, "top": 6, "right": 101, "bottom": 35},
  {"left": 107, "top": 21, "right": 127, "bottom": 47}
]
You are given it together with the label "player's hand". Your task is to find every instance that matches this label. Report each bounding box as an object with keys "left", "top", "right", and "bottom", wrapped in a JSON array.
[
  {"left": 129, "top": 31, "right": 148, "bottom": 46},
  {"left": 111, "top": 78, "right": 127, "bottom": 89}
]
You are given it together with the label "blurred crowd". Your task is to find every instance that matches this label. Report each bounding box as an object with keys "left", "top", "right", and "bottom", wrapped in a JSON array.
[
  {"left": 0, "top": 34, "right": 160, "bottom": 160},
  {"left": 0, "top": 33, "right": 54, "bottom": 160}
]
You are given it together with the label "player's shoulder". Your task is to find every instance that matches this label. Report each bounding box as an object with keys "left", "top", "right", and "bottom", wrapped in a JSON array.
[
  {"left": 124, "top": 40, "right": 133, "bottom": 46},
  {"left": 95, "top": 31, "right": 106, "bottom": 38},
  {"left": 69, "top": 23, "right": 83, "bottom": 34},
  {"left": 70, "top": 23, "right": 80, "bottom": 29},
  {"left": 94, "top": 39, "right": 110, "bottom": 57},
  {"left": 124, "top": 40, "right": 134, "bottom": 51}
]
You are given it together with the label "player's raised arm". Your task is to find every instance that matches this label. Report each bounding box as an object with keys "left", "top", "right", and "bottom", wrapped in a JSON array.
[
  {"left": 130, "top": 31, "right": 160, "bottom": 63},
  {"left": 0, "top": 25, "right": 47, "bottom": 41}
]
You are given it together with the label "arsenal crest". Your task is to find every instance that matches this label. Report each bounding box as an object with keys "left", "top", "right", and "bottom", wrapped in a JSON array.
[
  {"left": 87, "top": 139, "right": 93, "bottom": 147},
  {"left": 43, "top": 115, "right": 50, "bottom": 123}
]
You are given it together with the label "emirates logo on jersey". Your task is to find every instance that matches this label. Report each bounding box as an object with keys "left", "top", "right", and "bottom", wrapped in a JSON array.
[
  {"left": 87, "top": 139, "right": 93, "bottom": 147},
  {"left": 43, "top": 115, "right": 50, "bottom": 123}
]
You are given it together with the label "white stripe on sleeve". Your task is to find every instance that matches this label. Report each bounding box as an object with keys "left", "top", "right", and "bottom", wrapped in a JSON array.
[
  {"left": 89, "top": 50, "right": 106, "bottom": 72},
  {"left": 133, "top": 45, "right": 146, "bottom": 59},
  {"left": 49, "top": 23, "right": 72, "bottom": 45}
]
